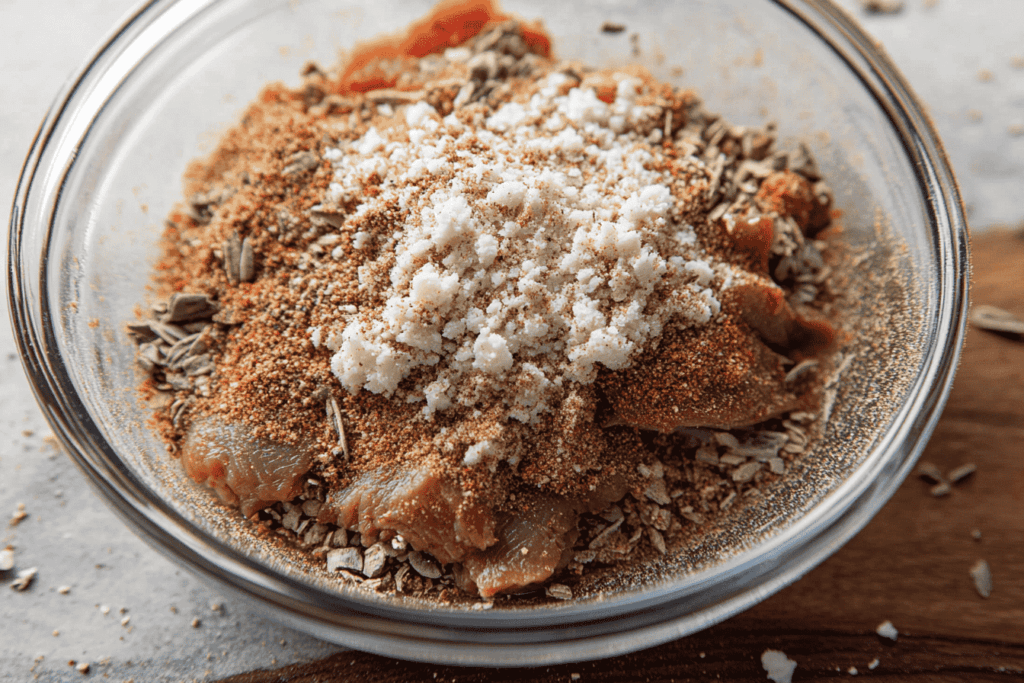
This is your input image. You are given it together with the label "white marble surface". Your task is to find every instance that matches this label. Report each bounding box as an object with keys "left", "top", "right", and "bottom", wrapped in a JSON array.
[
  {"left": 1, "top": 3, "right": 342, "bottom": 681},
  {"left": 830, "top": 0, "right": 1024, "bottom": 229},
  {"left": 2, "top": 0, "right": 1020, "bottom": 680}
]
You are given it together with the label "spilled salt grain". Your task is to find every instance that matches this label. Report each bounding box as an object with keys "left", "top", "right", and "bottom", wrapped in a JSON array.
[
  {"left": 875, "top": 620, "right": 898, "bottom": 640},
  {"left": 761, "top": 649, "right": 797, "bottom": 683},
  {"left": 969, "top": 559, "right": 992, "bottom": 598}
]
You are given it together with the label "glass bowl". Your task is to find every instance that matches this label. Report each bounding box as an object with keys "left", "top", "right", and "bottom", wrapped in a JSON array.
[{"left": 8, "top": 0, "right": 967, "bottom": 666}]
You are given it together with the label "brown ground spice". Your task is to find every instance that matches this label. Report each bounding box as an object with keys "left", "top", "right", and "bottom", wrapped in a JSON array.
[{"left": 132, "top": 6, "right": 840, "bottom": 602}]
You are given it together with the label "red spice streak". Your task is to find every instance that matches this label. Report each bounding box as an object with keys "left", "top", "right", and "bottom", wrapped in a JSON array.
[
  {"left": 595, "top": 83, "right": 616, "bottom": 104},
  {"left": 336, "top": 0, "right": 551, "bottom": 94}
]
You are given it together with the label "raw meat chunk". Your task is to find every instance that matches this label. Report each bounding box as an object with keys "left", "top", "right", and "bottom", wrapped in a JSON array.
[
  {"left": 318, "top": 461, "right": 498, "bottom": 565},
  {"left": 455, "top": 494, "right": 578, "bottom": 598},
  {"left": 182, "top": 418, "right": 314, "bottom": 517}
]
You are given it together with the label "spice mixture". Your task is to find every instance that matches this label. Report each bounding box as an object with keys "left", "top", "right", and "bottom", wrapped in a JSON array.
[{"left": 130, "top": 0, "right": 840, "bottom": 602}]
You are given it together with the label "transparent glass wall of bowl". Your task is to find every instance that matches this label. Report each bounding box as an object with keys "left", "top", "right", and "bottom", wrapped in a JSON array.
[{"left": 10, "top": 0, "right": 964, "bottom": 665}]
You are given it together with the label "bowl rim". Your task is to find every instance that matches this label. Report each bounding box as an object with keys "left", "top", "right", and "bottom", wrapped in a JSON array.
[{"left": 7, "top": 0, "right": 969, "bottom": 666}]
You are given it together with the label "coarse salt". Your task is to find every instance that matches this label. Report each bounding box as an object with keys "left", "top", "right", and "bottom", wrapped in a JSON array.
[
  {"left": 875, "top": 620, "right": 898, "bottom": 640},
  {"left": 315, "top": 69, "right": 754, "bottom": 462},
  {"left": 761, "top": 649, "right": 797, "bottom": 683}
]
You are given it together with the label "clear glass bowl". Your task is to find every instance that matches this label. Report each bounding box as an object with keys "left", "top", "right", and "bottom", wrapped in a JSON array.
[{"left": 9, "top": 0, "right": 967, "bottom": 666}]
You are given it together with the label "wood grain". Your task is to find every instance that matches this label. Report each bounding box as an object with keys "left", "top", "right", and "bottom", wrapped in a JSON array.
[
  {"left": 220, "top": 633, "right": 1024, "bottom": 682},
  {"left": 218, "top": 229, "right": 1024, "bottom": 682}
]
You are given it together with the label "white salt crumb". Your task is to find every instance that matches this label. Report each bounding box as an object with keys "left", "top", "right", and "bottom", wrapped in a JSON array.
[
  {"left": 969, "top": 559, "right": 993, "bottom": 598},
  {"left": 875, "top": 620, "right": 898, "bottom": 640},
  {"left": 868, "top": 659, "right": 879, "bottom": 670},
  {"left": 761, "top": 649, "right": 797, "bottom": 683},
  {"left": 848, "top": 666, "right": 858, "bottom": 675},
  {"left": 319, "top": 71, "right": 749, "bottom": 444},
  {"left": 463, "top": 439, "right": 498, "bottom": 468}
]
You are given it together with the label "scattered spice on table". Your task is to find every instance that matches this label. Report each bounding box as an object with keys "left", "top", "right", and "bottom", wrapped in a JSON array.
[
  {"left": 10, "top": 502, "right": 28, "bottom": 526},
  {"left": 0, "top": 546, "right": 13, "bottom": 572},
  {"left": 11, "top": 567, "right": 38, "bottom": 591}
]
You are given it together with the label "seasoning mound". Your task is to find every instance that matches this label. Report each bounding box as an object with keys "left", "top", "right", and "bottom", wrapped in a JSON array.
[
  {"left": 132, "top": 3, "right": 839, "bottom": 600},
  {"left": 323, "top": 76, "right": 724, "bottom": 430}
]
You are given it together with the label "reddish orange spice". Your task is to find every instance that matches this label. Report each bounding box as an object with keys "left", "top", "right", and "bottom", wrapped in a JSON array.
[
  {"left": 402, "top": 0, "right": 506, "bottom": 57},
  {"left": 260, "top": 85, "right": 289, "bottom": 104},
  {"left": 335, "top": 0, "right": 550, "bottom": 94},
  {"left": 755, "top": 170, "right": 830, "bottom": 234},
  {"left": 595, "top": 84, "right": 616, "bottom": 104}
]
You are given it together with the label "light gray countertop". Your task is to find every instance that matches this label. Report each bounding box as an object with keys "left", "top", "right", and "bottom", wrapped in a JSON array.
[{"left": 2, "top": 1, "right": 1020, "bottom": 680}]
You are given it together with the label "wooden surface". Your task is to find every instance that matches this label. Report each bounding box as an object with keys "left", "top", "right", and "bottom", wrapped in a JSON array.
[{"left": 218, "top": 229, "right": 1024, "bottom": 682}]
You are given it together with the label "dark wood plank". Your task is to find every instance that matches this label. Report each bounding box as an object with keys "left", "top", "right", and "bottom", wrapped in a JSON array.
[
  {"left": 218, "top": 228, "right": 1024, "bottom": 681},
  {"left": 220, "top": 632, "right": 1024, "bottom": 682},
  {"left": 735, "top": 228, "right": 1024, "bottom": 644}
]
